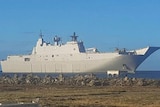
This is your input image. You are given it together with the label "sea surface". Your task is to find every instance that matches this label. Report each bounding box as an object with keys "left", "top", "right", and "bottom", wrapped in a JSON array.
[
  {"left": 0, "top": 71, "right": 160, "bottom": 79},
  {"left": 123, "top": 71, "right": 160, "bottom": 79}
]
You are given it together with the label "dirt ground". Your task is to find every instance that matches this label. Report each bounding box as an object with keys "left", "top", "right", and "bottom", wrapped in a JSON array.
[{"left": 0, "top": 84, "right": 160, "bottom": 107}]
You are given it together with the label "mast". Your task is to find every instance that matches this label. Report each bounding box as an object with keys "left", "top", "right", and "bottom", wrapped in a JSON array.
[
  {"left": 39, "top": 30, "right": 43, "bottom": 38},
  {"left": 38, "top": 30, "right": 44, "bottom": 46},
  {"left": 71, "top": 32, "right": 78, "bottom": 41}
]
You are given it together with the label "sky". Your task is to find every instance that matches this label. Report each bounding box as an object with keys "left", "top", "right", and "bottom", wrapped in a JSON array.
[{"left": 0, "top": 0, "right": 160, "bottom": 71}]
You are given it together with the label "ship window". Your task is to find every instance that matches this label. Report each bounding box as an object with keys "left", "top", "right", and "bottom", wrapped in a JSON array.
[{"left": 24, "top": 58, "right": 30, "bottom": 61}]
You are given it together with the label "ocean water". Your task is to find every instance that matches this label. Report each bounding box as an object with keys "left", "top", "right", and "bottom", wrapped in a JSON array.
[
  {"left": 0, "top": 71, "right": 160, "bottom": 79},
  {"left": 124, "top": 71, "right": 160, "bottom": 79}
]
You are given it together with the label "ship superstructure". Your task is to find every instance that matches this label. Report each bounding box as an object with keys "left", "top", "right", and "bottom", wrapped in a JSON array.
[{"left": 1, "top": 32, "right": 160, "bottom": 75}]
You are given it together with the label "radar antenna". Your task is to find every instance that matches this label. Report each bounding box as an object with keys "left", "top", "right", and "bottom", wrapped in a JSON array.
[
  {"left": 71, "top": 32, "right": 78, "bottom": 41},
  {"left": 54, "top": 35, "right": 61, "bottom": 46}
]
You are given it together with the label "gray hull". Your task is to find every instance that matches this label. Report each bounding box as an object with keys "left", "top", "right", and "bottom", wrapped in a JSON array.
[{"left": 1, "top": 47, "right": 159, "bottom": 73}]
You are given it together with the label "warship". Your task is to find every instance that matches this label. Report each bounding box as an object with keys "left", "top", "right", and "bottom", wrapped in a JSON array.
[{"left": 1, "top": 32, "right": 160, "bottom": 75}]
